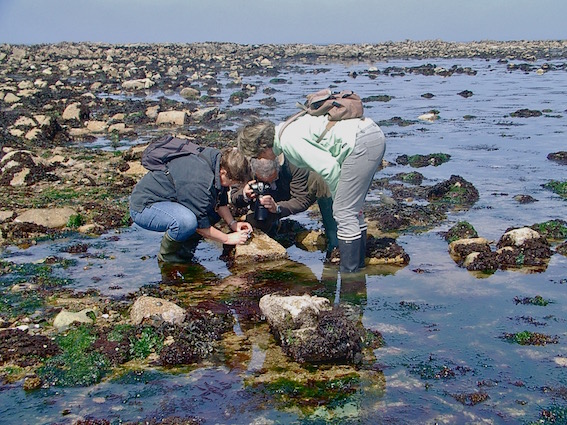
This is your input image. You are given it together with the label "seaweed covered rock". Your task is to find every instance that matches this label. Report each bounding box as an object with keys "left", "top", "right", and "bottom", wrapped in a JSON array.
[
  {"left": 547, "top": 151, "right": 567, "bottom": 165},
  {"left": 556, "top": 241, "right": 567, "bottom": 256},
  {"left": 395, "top": 152, "right": 450, "bottom": 168},
  {"left": 448, "top": 238, "right": 492, "bottom": 263},
  {"left": 462, "top": 251, "right": 500, "bottom": 272},
  {"left": 259, "top": 293, "right": 367, "bottom": 364},
  {"left": 443, "top": 221, "right": 479, "bottom": 243},
  {"left": 426, "top": 175, "right": 479, "bottom": 206},
  {"left": 364, "top": 203, "right": 447, "bottom": 233},
  {"left": 366, "top": 236, "right": 410, "bottom": 265},
  {"left": 0, "top": 328, "right": 60, "bottom": 367},
  {"left": 496, "top": 227, "right": 552, "bottom": 269},
  {"left": 0, "top": 148, "right": 58, "bottom": 187},
  {"left": 530, "top": 219, "right": 567, "bottom": 241},
  {"left": 157, "top": 303, "right": 234, "bottom": 366}
]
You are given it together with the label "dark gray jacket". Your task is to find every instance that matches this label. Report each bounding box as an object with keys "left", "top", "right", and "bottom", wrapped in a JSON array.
[{"left": 129, "top": 147, "right": 227, "bottom": 229}]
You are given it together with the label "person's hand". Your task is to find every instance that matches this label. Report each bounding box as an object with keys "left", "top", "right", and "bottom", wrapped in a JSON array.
[
  {"left": 243, "top": 180, "right": 257, "bottom": 200},
  {"left": 225, "top": 229, "right": 250, "bottom": 245},
  {"left": 259, "top": 195, "right": 278, "bottom": 214},
  {"left": 236, "top": 221, "right": 253, "bottom": 233}
]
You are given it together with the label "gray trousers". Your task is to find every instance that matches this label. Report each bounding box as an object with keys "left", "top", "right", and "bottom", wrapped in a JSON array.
[{"left": 334, "top": 120, "right": 386, "bottom": 241}]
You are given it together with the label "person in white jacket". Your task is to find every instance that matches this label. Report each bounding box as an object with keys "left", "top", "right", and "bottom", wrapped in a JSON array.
[{"left": 237, "top": 114, "right": 385, "bottom": 273}]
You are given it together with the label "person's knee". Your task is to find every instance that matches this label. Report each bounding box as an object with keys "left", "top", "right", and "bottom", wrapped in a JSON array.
[{"left": 172, "top": 215, "right": 197, "bottom": 241}]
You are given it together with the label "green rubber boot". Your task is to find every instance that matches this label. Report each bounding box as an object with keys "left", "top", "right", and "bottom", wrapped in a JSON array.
[{"left": 157, "top": 232, "right": 185, "bottom": 263}]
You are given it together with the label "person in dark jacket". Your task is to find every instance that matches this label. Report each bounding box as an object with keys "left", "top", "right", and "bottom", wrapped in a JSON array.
[
  {"left": 231, "top": 155, "right": 338, "bottom": 255},
  {"left": 129, "top": 146, "right": 252, "bottom": 263}
]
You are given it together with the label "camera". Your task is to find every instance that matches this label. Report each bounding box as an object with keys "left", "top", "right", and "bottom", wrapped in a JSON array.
[{"left": 250, "top": 181, "right": 270, "bottom": 221}]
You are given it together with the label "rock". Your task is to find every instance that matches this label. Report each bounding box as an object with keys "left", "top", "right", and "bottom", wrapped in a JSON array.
[
  {"left": 259, "top": 293, "right": 365, "bottom": 363},
  {"left": 0, "top": 149, "right": 56, "bottom": 186},
  {"left": 53, "top": 308, "right": 95, "bottom": 330},
  {"left": 122, "top": 78, "right": 155, "bottom": 90},
  {"left": 61, "top": 102, "right": 82, "bottom": 121},
  {"left": 366, "top": 236, "right": 410, "bottom": 265},
  {"left": 0, "top": 210, "right": 14, "bottom": 222},
  {"left": 295, "top": 229, "right": 327, "bottom": 251},
  {"left": 547, "top": 151, "right": 567, "bottom": 164},
  {"left": 231, "top": 231, "right": 288, "bottom": 265},
  {"left": 498, "top": 227, "right": 542, "bottom": 247},
  {"left": 496, "top": 227, "right": 552, "bottom": 268},
  {"left": 418, "top": 111, "right": 439, "bottom": 121},
  {"left": 179, "top": 87, "right": 200, "bottom": 99},
  {"left": 146, "top": 105, "right": 160, "bottom": 119},
  {"left": 85, "top": 120, "right": 107, "bottom": 133},
  {"left": 448, "top": 237, "right": 492, "bottom": 262},
  {"left": 156, "top": 110, "right": 187, "bottom": 126},
  {"left": 191, "top": 107, "right": 218, "bottom": 122},
  {"left": 260, "top": 293, "right": 331, "bottom": 329},
  {"left": 15, "top": 207, "right": 76, "bottom": 228},
  {"left": 4, "top": 92, "right": 21, "bottom": 103},
  {"left": 130, "top": 295, "right": 186, "bottom": 325}
]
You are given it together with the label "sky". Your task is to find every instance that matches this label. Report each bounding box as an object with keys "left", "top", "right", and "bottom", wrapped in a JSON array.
[{"left": 0, "top": 0, "right": 565, "bottom": 45}]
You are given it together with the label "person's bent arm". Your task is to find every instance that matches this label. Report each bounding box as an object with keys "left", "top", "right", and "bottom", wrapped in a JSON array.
[{"left": 196, "top": 225, "right": 249, "bottom": 245}]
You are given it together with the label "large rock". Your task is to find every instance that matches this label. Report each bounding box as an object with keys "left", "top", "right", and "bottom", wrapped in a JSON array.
[
  {"left": 122, "top": 78, "right": 155, "bottom": 90},
  {"left": 231, "top": 231, "right": 288, "bottom": 265},
  {"left": 156, "top": 110, "right": 187, "bottom": 126},
  {"left": 15, "top": 207, "right": 77, "bottom": 228},
  {"left": 130, "top": 295, "right": 186, "bottom": 325},
  {"left": 259, "top": 293, "right": 365, "bottom": 363},
  {"left": 179, "top": 87, "right": 200, "bottom": 100},
  {"left": 53, "top": 308, "right": 95, "bottom": 330},
  {"left": 61, "top": 102, "right": 82, "bottom": 121},
  {"left": 448, "top": 237, "right": 492, "bottom": 262},
  {"left": 496, "top": 227, "right": 552, "bottom": 268}
]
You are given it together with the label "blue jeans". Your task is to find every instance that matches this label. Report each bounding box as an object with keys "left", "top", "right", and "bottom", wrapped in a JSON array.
[
  {"left": 130, "top": 201, "right": 198, "bottom": 242},
  {"left": 334, "top": 120, "right": 386, "bottom": 241}
]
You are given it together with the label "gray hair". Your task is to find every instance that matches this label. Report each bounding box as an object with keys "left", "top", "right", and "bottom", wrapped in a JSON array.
[{"left": 250, "top": 158, "right": 280, "bottom": 181}]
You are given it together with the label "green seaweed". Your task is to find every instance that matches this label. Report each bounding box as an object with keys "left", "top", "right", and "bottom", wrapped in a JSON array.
[
  {"left": 129, "top": 326, "right": 164, "bottom": 359},
  {"left": 543, "top": 180, "right": 567, "bottom": 198},
  {"left": 38, "top": 325, "right": 110, "bottom": 387}
]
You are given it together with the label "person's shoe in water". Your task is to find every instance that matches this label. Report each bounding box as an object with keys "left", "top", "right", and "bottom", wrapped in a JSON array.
[{"left": 157, "top": 232, "right": 185, "bottom": 263}]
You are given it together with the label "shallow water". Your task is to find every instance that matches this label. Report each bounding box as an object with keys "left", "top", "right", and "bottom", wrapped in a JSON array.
[{"left": 1, "top": 58, "right": 567, "bottom": 424}]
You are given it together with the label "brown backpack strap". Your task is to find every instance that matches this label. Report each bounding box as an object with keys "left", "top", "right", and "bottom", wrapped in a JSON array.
[
  {"left": 277, "top": 109, "right": 307, "bottom": 140},
  {"left": 314, "top": 121, "right": 337, "bottom": 144}
]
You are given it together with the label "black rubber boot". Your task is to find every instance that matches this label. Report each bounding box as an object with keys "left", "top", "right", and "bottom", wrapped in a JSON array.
[
  {"left": 338, "top": 237, "right": 362, "bottom": 273},
  {"left": 359, "top": 229, "right": 367, "bottom": 269}
]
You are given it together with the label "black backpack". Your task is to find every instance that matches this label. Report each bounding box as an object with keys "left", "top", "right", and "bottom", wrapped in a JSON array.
[
  {"left": 141, "top": 135, "right": 203, "bottom": 172},
  {"left": 141, "top": 135, "right": 204, "bottom": 184}
]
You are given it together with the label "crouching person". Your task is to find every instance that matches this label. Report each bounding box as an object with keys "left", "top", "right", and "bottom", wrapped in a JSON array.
[
  {"left": 231, "top": 156, "right": 338, "bottom": 256},
  {"left": 129, "top": 146, "right": 252, "bottom": 263}
]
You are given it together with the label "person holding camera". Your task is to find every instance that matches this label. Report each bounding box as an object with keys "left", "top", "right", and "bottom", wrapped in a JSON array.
[
  {"left": 130, "top": 146, "right": 253, "bottom": 263},
  {"left": 236, "top": 115, "right": 385, "bottom": 273},
  {"left": 231, "top": 156, "right": 338, "bottom": 256}
]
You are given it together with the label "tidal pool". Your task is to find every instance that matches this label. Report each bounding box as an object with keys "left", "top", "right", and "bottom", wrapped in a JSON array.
[{"left": 1, "top": 58, "right": 567, "bottom": 424}]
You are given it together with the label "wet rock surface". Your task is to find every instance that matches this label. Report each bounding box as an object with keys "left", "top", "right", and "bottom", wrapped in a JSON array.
[{"left": 259, "top": 293, "right": 374, "bottom": 364}]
